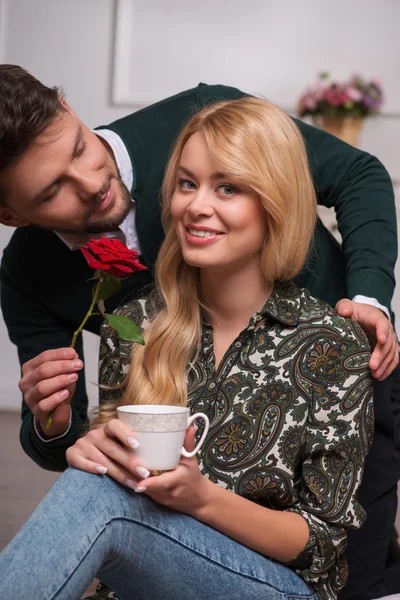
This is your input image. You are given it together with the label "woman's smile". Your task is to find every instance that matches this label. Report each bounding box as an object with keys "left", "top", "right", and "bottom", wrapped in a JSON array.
[{"left": 185, "top": 224, "right": 225, "bottom": 245}]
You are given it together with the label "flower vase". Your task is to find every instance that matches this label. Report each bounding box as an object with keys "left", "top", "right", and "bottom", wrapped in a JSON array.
[{"left": 319, "top": 116, "right": 364, "bottom": 147}]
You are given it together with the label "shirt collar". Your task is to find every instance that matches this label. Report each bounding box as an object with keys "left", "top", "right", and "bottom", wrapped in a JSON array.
[
  {"left": 95, "top": 128, "right": 134, "bottom": 192},
  {"left": 202, "top": 281, "right": 301, "bottom": 331},
  {"left": 257, "top": 281, "right": 301, "bottom": 327}
]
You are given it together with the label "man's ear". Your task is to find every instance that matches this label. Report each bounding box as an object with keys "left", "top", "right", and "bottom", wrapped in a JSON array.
[
  {"left": 58, "top": 96, "right": 78, "bottom": 120},
  {"left": 0, "top": 207, "right": 30, "bottom": 228}
]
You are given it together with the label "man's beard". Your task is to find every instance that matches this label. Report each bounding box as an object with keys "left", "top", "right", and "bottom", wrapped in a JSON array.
[
  {"left": 83, "top": 177, "right": 132, "bottom": 233},
  {"left": 32, "top": 174, "right": 133, "bottom": 235}
]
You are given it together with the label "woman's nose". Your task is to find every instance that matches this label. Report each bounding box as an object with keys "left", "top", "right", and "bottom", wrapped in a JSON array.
[{"left": 187, "top": 191, "right": 214, "bottom": 217}]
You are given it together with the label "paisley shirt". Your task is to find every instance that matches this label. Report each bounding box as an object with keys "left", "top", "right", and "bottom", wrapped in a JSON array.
[{"left": 99, "top": 281, "right": 374, "bottom": 600}]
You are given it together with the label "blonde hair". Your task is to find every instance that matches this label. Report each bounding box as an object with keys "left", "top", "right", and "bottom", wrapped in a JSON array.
[{"left": 96, "top": 97, "right": 317, "bottom": 423}]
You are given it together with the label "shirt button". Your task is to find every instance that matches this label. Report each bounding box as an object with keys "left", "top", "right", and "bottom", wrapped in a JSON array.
[
  {"left": 209, "top": 382, "right": 216, "bottom": 390},
  {"left": 235, "top": 341, "right": 242, "bottom": 348}
]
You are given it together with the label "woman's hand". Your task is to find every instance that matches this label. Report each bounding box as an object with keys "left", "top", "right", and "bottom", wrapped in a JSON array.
[
  {"left": 336, "top": 299, "right": 399, "bottom": 380},
  {"left": 134, "top": 427, "right": 213, "bottom": 517},
  {"left": 66, "top": 419, "right": 150, "bottom": 485}
]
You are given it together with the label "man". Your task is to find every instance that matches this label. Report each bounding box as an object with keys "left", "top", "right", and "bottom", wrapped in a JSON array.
[{"left": 0, "top": 65, "right": 399, "bottom": 599}]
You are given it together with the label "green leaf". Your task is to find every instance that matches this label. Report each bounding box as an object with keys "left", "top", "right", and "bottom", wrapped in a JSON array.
[
  {"left": 104, "top": 313, "right": 145, "bottom": 344},
  {"left": 92, "top": 275, "right": 121, "bottom": 302}
]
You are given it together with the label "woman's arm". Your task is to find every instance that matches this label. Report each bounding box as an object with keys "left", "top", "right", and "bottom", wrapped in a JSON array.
[
  {"left": 120, "top": 420, "right": 308, "bottom": 562},
  {"left": 140, "top": 314, "right": 374, "bottom": 592}
]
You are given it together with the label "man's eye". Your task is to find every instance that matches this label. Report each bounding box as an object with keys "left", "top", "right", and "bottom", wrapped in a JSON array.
[
  {"left": 75, "top": 142, "right": 87, "bottom": 158},
  {"left": 177, "top": 178, "right": 197, "bottom": 191},
  {"left": 218, "top": 184, "right": 239, "bottom": 196},
  {"left": 42, "top": 186, "right": 59, "bottom": 202}
]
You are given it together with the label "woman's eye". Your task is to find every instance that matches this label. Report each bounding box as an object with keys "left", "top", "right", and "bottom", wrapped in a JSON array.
[
  {"left": 218, "top": 184, "right": 238, "bottom": 196},
  {"left": 177, "top": 178, "right": 197, "bottom": 191}
]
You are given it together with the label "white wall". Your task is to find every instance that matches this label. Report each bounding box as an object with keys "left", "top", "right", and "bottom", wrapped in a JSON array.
[{"left": 0, "top": 0, "right": 400, "bottom": 411}]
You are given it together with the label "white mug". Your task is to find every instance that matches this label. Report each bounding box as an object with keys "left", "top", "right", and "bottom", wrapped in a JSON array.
[{"left": 117, "top": 405, "right": 209, "bottom": 471}]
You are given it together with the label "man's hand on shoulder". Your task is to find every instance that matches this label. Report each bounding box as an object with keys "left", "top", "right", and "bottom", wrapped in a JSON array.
[
  {"left": 336, "top": 299, "right": 399, "bottom": 381},
  {"left": 19, "top": 348, "right": 84, "bottom": 438}
]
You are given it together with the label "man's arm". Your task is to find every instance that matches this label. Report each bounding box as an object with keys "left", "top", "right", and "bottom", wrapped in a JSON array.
[
  {"left": 1, "top": 265, "right": 87, "bottom": 471},
  {"left": 295, "top": 118, "right": 397, "bottom": 313}
]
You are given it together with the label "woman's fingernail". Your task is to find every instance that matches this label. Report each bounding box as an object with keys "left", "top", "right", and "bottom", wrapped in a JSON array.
[
  {"left": 59, "top": 389, "right": 69, "bottom": 400},
  {"left": 73, "top": 360, "right": 83, "bottom": 369},
  {"left": 68, "top": 373, "right": 79, "bottom": 382},
  {"left": 135, "top": 466, "right": 150, "bottom": 479},
  {"left": 134, "top": 486, "right": 147, "bottom": 494},
  {"left": 127, "top": 436, "right": 140, "bottom": 450},
  {"left": 95, "top": 465, "right": 107, "bottom": 475},
  {"left": 125, "top": 479, "right": 138, "bottom": 490}
]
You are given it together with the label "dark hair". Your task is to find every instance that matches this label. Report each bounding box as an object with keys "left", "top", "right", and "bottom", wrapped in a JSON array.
[{"left": 0, "top": 65, "right": 64, "bottom": 175}]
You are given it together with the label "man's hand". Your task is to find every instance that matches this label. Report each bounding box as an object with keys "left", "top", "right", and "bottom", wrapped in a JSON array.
[
  {"left": 19, "top": 348, "right": 83, "bottom": 438},
  {"left": 336, "top": 299, "right": 399, "bottom": 381}
]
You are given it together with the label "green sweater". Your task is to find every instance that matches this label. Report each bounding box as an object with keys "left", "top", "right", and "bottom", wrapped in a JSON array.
[{"left": 0, "top": 83, "right": 396, "bottom": 471}]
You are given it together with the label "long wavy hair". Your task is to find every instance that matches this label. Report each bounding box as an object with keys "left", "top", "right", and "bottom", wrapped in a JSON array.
[{"left": 96, "top": 97, "right": 317, "bottom": 422}]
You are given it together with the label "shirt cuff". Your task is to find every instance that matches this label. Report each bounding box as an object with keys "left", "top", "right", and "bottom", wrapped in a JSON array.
[
  {"left": 34, "top": 407, "right": 72, "bottom": 442},
  {"left": 352, "top": 295, "right": 390, "bottom": 320}
]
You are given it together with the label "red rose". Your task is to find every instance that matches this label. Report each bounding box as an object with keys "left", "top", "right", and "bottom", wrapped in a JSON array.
[
  {"left": 46, "top": 236, "right": 146, "bottom": 431},
  {"left": 81, "top": 237, "right": 147, "bottom": 278}
]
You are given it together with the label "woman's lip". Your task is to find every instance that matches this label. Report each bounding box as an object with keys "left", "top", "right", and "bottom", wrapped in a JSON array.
[
  {"left": 95, "top": 183, "right": 113, "bottom": 213},
  {"left": 185, "top": 224, "right": 224, "bottom": 233},
  {"left": 184, "top": 230, "right": 225, "bottom": 245}
]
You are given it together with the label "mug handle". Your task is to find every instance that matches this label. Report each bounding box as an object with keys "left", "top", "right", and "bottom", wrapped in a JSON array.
[{"left": 181, "top": 413, "right": 209, "bottom": 458}]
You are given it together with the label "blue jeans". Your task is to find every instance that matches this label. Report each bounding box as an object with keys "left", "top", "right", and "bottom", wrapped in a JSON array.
[{"left": 0, "top": 468, "right": 317, "bottom": 600}]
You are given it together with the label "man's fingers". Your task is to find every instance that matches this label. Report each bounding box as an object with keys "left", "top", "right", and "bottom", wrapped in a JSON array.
[
  {"left": 29, "top": 359, "right": 83, "bottom": 386},
  {"left": 34, "top": 389, "right": 71, "bottom": 420},
  {"left": 372, "top": 336, "right": 398, "bottom": 380},
  {"left": 21, "top": 347, "right": 78, "bottom": 376},
  {"left": 375, "top": 319, "right": 391, "bottom": 345},
  {"left": 19, "top": 360, "right": 83, "bottom": 395},
  {"left": 22, "top": 373, "right": 78, "bottom": 411},
  {"left": 335, "top": 299, "right": 354, "bottom": 317},
  {"left": 36, "top": 403, "right": 72, "bottom": 436}
]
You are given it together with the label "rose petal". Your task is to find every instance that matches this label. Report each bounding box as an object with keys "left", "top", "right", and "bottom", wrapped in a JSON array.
[
  {"left": 81, "top": 237, "right": 147, "bottom": 277},
  {"left": 81, "top": 248, "right": 111, "bottom": 272}
]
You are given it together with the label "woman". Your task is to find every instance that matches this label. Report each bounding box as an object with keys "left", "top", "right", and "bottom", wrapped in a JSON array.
[{"left": 0, "top": 98, "right": 373, "bottom": 600}]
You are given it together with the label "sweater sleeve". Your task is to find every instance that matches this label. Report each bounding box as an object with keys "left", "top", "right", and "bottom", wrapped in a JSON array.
[
  {"left": 0, "top": 259, "right": 86, "bottom": 472},
  {"left": 284, "top": 317, "right": 374, "bottom": 596},
  {"left": 295, "top": 119, "right": 397, "bottom": 312}
]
